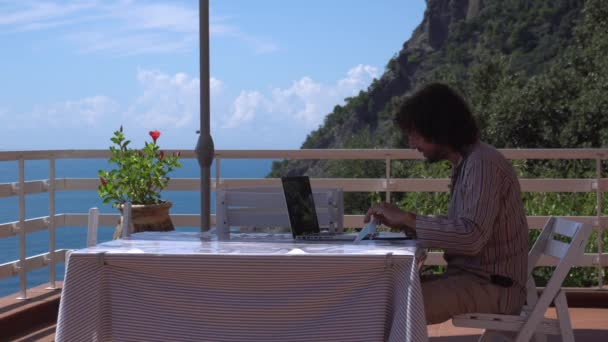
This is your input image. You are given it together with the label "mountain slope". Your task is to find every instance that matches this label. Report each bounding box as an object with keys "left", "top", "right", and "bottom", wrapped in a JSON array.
[{"left": 269, "top": 0, "right": 607, "bottom": 179}]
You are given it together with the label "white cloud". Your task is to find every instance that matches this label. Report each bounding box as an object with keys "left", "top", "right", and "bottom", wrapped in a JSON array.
[
  {"left": 0, "top": 1, "right": 278, "bottom": 56},
  {"left": 116, "top": 3, "right": 198, "bottom": 33},
  {"left": 223, "top": 91, "right": 266, "bottom": 128},
  {"left": 3, "top": 64, "right": 377, "bottom": 149},
  {"left": 125, "top": 69, "right": 200, "bottom": 129},
  {"left": 269, "top": 77, "right": 323, "bottom": 123},
  {"left": 235, "top": 32, "right": 279, "bottom": 55},
  {"left": 210, "top": 16, "right": 279, "bottom": 54},
  {"left": 210, "top": 77, "right": 224, "bottom": 94},
  {"left": 31, "top": 95, "right": 119, "bottom": 127},
  {"left": 222, "top": 64, "right": 378, "bottom": 129},
  {"left": 0, "top": 1, "right": 95, "bottom": 27},
  {"left": 68, "top": 96, "right": 120, "bottom": 125},
  {"left": 67, "top": 31, "right": 195, "bottom": 56},
  {"left": 337, "top": 64, "right": 379, "bottom": 92},
  {"left": 10, "top": 69, "right": 218, "bottom": 133}
]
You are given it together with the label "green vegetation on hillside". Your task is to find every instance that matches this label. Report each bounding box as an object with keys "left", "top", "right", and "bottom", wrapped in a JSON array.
[{"left": 268, "top": 0, "right": 608, "bottom": 286}]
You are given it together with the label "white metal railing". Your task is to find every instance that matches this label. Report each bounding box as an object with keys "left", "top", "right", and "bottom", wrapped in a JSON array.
[{"left": 0, "top": 148, "right": 607, "bottom": 299}]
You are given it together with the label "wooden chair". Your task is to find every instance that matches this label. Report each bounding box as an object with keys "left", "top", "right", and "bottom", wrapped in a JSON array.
[
  {"left": 215, "top": 187, "right": 343, "bottom": 240},
  {"left": 452, "top": 217, "right": 593, "bottom": 342}
]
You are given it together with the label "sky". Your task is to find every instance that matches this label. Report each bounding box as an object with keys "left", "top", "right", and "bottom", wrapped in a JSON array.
[{"left": 0, "top": 0, "right": 426, "bottom": 150}]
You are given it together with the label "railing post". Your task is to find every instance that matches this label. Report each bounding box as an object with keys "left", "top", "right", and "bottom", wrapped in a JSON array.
[
  {"left": 87, "top": 208, "right": 99, "bottom": 247},
  {"left": 385, "top": 158, "right": 391, "bottom": 203},
  {"left": 216, "top": 190, "right": 229, "bottom": 240},
  {"left": 17, "top": 158, "right": 27, "bottom": 299},
  {"left": 215, "top": 158, "right": 221, "bottom": 233},
  {"left": 121, "top": 202, "right": 132, "bottom": 239},
  {"left": 215, "top": 158, "right": 221, "bottom": 191},
  {"left": 47, "top": 158, "right": 57, "bottom": 289},
  {"left": 596, "top": 158, "right": 604, "bottom": 289}
]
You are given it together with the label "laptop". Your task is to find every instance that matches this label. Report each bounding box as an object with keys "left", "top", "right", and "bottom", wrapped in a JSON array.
[{"left": 281, "top": 176, "right": 412, "bottom": 242}]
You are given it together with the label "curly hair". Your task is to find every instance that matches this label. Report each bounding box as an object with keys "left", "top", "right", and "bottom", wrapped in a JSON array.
[{"left": 394, "top": 83, "right": 479, "bottom": 152}]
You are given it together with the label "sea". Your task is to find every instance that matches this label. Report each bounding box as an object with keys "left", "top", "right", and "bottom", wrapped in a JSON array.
[{"left": 0, "top": 158, "right": 274, "bottom": 297}]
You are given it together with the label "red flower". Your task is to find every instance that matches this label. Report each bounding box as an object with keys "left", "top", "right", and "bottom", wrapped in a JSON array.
[
  {"left": 100, "top": 177, "right": 107, "bottom": 186},
  {"left": 159, "top": 151, "right": 165, "bottom": 160},
  {"left": 149, "top": 130, "right": 161, "bottom": 143}
]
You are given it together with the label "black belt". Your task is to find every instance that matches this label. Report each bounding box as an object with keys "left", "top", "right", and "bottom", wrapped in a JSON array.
[{"left": 490, "top": 274, "right": 514, "bottom": 288}]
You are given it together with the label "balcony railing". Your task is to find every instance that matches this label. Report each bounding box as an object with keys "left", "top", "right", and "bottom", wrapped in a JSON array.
[{"left": 1, "top": 148, "right": 607, "bottom": 299}]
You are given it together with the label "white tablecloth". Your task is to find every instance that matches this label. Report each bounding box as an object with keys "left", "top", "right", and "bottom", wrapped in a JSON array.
[{"left": 56, "top": 232, "right": 428, "bottom": 342}]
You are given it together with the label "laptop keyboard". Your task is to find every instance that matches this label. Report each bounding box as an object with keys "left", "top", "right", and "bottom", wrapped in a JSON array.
[{"left": 295, "top": 233, "right": 355, "bottom": 241}]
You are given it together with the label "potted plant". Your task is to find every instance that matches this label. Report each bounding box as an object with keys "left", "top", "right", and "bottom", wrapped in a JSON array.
[{"left": 98, "top": 126, "right": 182, "bottom": 238}]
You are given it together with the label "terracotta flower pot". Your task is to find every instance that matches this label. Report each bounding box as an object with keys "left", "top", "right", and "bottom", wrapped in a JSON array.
[{"left": 113, "top": 201, "right": 175, "bottom": 239}]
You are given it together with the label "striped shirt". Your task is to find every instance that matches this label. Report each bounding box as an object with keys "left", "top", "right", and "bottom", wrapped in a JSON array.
[{"left": 415, "top": 141, "right": 528, "bottom": 292}]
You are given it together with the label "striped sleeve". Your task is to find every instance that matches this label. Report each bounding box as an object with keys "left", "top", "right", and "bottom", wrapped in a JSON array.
[{"left": 414, "top": 159, "right": 503, "bottom": 256}]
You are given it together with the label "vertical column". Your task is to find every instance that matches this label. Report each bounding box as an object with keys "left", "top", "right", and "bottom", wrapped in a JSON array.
[
  {"left": 87, "top": 208, "right": 99, "bottom": 247},
  {"left": 196, "top": 0, "right": 214, "bottom": 232},
  {"left": 17, "top": 158, "right": 27, "bottom": 299},
  {"left": 336, "top": 188, "right": 344, "bottom": 232},
  {"left": 48, "top": 158, "right": 57, "bottom": 289},
  {"left": 596, "top": 158, "right": 604, "bottom": 289},
  {"left": 385, "top": 158, "right": 391, "bottom": 203},
  {"left": 215, "top": 158, "right": 221, "bottom": 230},
  {"left": 121, "top": 202, "right": 132, "bottom": 239},
  {"left": 216, "top": 190, "right": 229, "bottom": 240},
  {"left": 215, "top": 158, "right": 221, "bottom": 191}
]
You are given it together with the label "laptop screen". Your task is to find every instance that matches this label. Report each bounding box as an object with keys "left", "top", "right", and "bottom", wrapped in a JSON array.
[{"left": 281, "top": 176, "right": 320, "bottom": 238}]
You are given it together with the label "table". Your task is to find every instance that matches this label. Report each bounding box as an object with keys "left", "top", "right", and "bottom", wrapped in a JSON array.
[{"left": 56, "top": 232, "right": 428, "bottom": 342}]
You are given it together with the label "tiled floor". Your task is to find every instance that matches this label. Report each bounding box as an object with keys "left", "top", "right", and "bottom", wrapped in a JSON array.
[
  {"left": 11, "top": 324, "right": 56, "bottom": 342},
  {"left": 9, "top": 308, "right": 608, "bottom": 341},
  {"left": 0, "top": 284, "right": 61, "bottom": 342},
  {"left": 3, "top": 289, "right": 607, "bottom": 342},
  {"left": 428, "top": 307, "right": 608, "bottom": 341}
]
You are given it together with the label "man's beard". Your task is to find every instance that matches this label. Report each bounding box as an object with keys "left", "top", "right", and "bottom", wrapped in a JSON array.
[
  {"left": 424, "top": 147, "right": 449, "bottom": 163},
  {"left": 425, "top": 154, "right": 442, "bottom": 163}
]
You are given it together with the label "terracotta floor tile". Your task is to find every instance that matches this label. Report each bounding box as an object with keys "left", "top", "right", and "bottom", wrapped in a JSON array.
[{"left": 428, "top": 307, "right": 608, "bottom": 341}]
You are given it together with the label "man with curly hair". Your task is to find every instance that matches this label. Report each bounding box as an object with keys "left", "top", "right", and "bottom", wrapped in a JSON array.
[{"left": 365, "top": 83, "right": 528, "bottom": 324}]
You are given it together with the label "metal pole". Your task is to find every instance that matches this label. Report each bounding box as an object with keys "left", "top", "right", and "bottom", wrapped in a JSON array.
[{"left": 195, "top": 0, "right": 214, "bottom": 232}]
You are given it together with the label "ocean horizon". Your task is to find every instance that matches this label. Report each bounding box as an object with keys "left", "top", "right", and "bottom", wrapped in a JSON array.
[{"left": 0, "top": 158, "right": 274, "bottom": 297}]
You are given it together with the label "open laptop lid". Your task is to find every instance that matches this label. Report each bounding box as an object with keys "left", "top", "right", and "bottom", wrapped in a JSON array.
[{"left": 281, "top": 176, "right": 321, "bottom": 238}]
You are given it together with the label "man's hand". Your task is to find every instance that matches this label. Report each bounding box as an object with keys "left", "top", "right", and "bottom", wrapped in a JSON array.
[{"left": 364, "top": 202, "right": 416, "bottom": 233}]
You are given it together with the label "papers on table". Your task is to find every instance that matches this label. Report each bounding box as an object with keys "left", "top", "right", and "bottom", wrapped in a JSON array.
[{"left": 354, "top": 216, "right": 377, "bottom": 244}]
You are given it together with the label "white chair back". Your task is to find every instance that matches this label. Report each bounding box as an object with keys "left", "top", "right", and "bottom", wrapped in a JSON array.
[
  {"left": 453, "top": 217, "right": 593, "bottom": 342},
  {"left": 526, "top": 217, "right": 592, "bottom": 303},
  {"left": 216, "top": 187, "right": 343, "bottom": 240}
]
